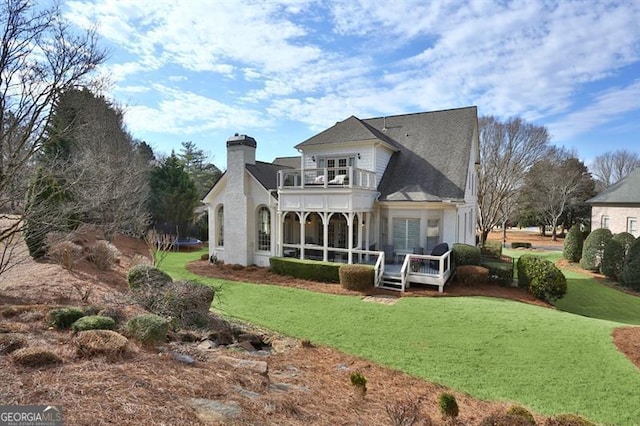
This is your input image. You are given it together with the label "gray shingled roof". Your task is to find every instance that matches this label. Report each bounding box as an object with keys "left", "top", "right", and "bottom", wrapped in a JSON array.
[
  {"left": 246, "top": 161, "right": 291, "bottom": 191},
  {"left": 294, "top": 107, "right": 477, "bottom": 202},
  {"left": 587, "top": 167, "right": 640, "bottom": 204},
  {"left": 369, "top": 107, "right": 477, "bottom": 202},
  {"left": 272, "top": 156, "right": 300, "bottom": 169}
]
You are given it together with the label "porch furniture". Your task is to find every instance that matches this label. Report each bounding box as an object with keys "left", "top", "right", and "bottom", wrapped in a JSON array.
[
  {"left": 429, "top": 243, "right": 449, "bottom": 269},
  {"left": 383, "top": 244, "right": 395, "bottom": 264},
  {"left": 413, "top": 247, "right": 424, "bottom": 255}
]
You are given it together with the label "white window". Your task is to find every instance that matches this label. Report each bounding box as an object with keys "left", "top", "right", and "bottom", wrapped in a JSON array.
[
  {"left": 392, "top": 218, "right": 420, "bottom": 252},
  {"left": 628, "top": 217, "right": 638, "bottom": 237},
  {"left": 216, "top": 205, "right": 224, "bottom": 246},
  {"left": 318, "top": 156, "right": 355, "bottom": 180},
  {"left": 601, "top": 215, "right": 610, "bottom": 229},
  {"left": 257, "top": 206, "right": 271, "bottom": 251}
]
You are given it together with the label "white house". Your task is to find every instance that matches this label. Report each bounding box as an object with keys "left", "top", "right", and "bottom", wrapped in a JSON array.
[
  {"left": 587, "top": 167, "right": 640, "bottom": 237},
  {"left": 202, "top": 106, "right": 480, "bottom": 291}
]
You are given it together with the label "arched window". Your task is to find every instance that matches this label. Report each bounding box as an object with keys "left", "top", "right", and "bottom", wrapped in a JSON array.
[
  {"left": 216, "top": 205, "right": 224, "bottom": 246},
  {"left": 257, "top": 206, "right": 271, "bottom": 251}
]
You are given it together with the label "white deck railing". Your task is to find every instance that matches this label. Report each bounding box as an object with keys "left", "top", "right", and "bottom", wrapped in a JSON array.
[
  {"left": 278, "top": 167, "right": 376, "bottom": 190},
  {"left": 399, "top": 251, "right": 453, "bottom": 292}
]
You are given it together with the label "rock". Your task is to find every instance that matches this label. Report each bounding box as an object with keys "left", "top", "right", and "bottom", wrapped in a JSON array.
[
  {"left": 270, "top": 337, "right": 298, "bottom": 354},
  {"left": 197, "top": 340, "right": 218, "bottom": 350},
  {"left": 234, "top": 386, "right": 261, "bottom": 399},
  {"left": 268, "top": 382, "right": 310, "bottom": 393},
  {"left": 208, "top": 330, "right": 234, "bottom": 346},
  {"left": 186, "top": 398, "right": 241, "bottom": 422},
  {"left": 272, "top": 365, "right": 301, "bottom": 380},
  {"left": 336, "top": 363, "right": 350, "bottom": 371},
  {"left": 216, "top": 355, "right": 268, "bottom": 375},
  {"left": 228, "top": 340, "right": 257, "bottom": 352},
  {"left": 173, "top": 353, "right": 196, "bottom": 366}
]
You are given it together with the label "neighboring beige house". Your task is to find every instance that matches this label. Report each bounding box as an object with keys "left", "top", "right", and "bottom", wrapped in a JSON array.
[
  {"left": 587, "top": 167, "right": 640, "bottom": 237},
  {"left": 202, "top": 106, "right": 479, "bottom": 291}
]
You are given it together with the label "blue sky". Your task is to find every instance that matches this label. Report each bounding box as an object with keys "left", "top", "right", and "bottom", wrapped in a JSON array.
[{"left": 64, "top": 0, "right": 640, "bottom": 170}]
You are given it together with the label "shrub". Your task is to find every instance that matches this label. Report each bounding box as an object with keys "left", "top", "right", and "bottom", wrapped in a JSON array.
[
  {"left": 451, "top": 243, "right": 481, "bottom": 266},
  {"left": 48, "top": 307, "right": 85, "bottom": 329},
  {"left": 88, "top": 240, "right": 120, "bottom": 270},
  {"left": 563, "top": 226, "right": 584, "bottom": 262},
  {"left": 512, "top": 242, "right": 532, "bottom": 249},
  {"left": 72, "top": 315, "right": 115, "bottom": 332},
  {"left": 505, "top": 406, "right": 536, "bottom": 425},
  {"left": 456, "top": 265, "right": 490, "bottom": 285},
  {"left": 438, "top": 393, "right": 459, "bottom": 419},
  {"left": 613, "top": 232, "right": 635, "bottom": 257},
  {"left": 127, "top": 264, "right": 173, "bottom": 290},
  {"left": 384, "top": 398, "right": 426, "bottom": 426},
  {"left": 339, "top": 264, "right": 374, "bottom": 291},
  {"left": 350, "top": 371, "right": 367, "bottom": 397},
  {"left": 600, "top": 238, "right": 624, "bottom": 280},
  {"left": 12, "top": 347, "right": 63, "bottom": 368},
  {"left": 621, "top": 237, "right": 640, "bottom": 289},
  {"left": 479, "top": 412, "right": 535, "bottom": 426},
  {"left": 580, "top": 228, "right": 612, "bottom": 271},
  {"left": 46, "top": 240, "right": 83, "bottom": 270},
  {"left": 126, "top": 314, "right": 170, "bottom": 344},
  {"left": 74, "top": 330, "right": 129, "bottom": 358},
  {"left": 0, "top": 333, "right": 28, "bottom": 355},
  {"left": 545, "top": 413, "right": 595, "bottom": 426},
  {"left": 517, "top": 255, "right": 567, "bottom": 301},
  {"left": 270, "top": 257, "right": 341, "bottom": 283},
  {"left": 481, "top": 240, "right": 502, "bottom": 258},
  {"left": 131, "top": 279, "right": 215, "bottom": 329},
  {"left": 481, "top": 257, "right": 514, "bottom": 286}
]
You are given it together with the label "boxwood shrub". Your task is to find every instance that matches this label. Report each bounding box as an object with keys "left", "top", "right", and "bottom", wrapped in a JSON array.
[
  {"left": 621, "top": 237, "right": 640, "bottom": 289},
  {"left": 127, "top": 264, "right": 172, "bottom": 290},
  {"left": 451, "top": 243, "right": 481, "bottom": 266},
  {"left": 72, "top": 315, "right": 116, "bottom": 332},
  {"left": 601, "top": 238, "right": 624, "bottom": 280},
  {"left": 563, "top": 225, "right": 584, "bottom": 262},
  {"left": 126, "top": 314, "right": 170, "bottom": 344},
  {"left": 48, "top": 307, "right": 85, "bottom": 329},
  {"left": 481, "top": 257, "right": 514, "bottom": 286},
  {"left": 613, "top": 232, "right": 636, "bottom": 257},
  {"left": 456, "top": 265, "right": 489, "bottom": 285},
  {"left": 580, "top": 228, "right": 612, "bottom": 271},
  {"left": 339, "top": 264, "right": 374, "bottom": 291},
  {"left": 517, "top": 255, "right": 567, "bottom": 301},
  {"left": 270, "top": 257, "right": 341, "bottom": 283},
  {"left": 511, "top": 242, "right": 532, "bottom": 249},
  {"left": 480, "top": 240, "right": 502, "bottom": 258}
]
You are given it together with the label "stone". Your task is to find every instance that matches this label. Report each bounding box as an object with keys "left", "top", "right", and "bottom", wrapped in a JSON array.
[
  {"left": 234, "top": 386, "right": 261, "bottom": 400},
  {"left": 229, "top": 340, "right": 257, "bottom": 352},
  {"left": 268, "top": 382, "right": 310, "bottom": 393},
  {"left": 173, "top": 353, "right": 196, "bottom": 366},
  {"left": 270, "top": 337, "right": 298, "bottom": 354},
  {"left": 197, "top": 340, "right": 218, "bottom": 350},
  {"left": 216, "top": 355, "right": 268, "bottom": 375},
  {"left": 186, "top": 398, "right": 241, "bottom": 422}
]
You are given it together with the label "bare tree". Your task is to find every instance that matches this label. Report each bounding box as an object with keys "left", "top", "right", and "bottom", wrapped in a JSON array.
[
  {"left": 0, "top": 0, "right": 106, "bottom": 274},
  {"left": 590, "top": 150, "right": 640, "bottom": 190},
  {"left": 477, "top": 116, "right": 551, "bottom": 244},
  {"left": 519, "top": 150, "right": 594, "bottom": 241}
]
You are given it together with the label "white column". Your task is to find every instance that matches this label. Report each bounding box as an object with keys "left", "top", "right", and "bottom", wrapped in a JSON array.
[
  {"left": 300, "top": 212, "right": 306, "bottom": 259},
  {"left": 347, "top": 212, "right": 354, "bottom": 264},
  {"left": 322, "top": 212, "right": 329, "bottom": 262}
]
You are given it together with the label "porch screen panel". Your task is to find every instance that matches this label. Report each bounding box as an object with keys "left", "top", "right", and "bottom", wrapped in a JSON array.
[
  {"left": 392, "top": 218, "right": 420, "bottom": 252},
  {"left": 426, "top": 219, "right": 440, "bottom": 251}
]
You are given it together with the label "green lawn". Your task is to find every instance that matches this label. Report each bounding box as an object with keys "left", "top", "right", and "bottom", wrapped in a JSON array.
[
  {"left": 161, "top": 250, "right": 640, "bottom": 424},
  {"left": 504, "top": 249, "right": 640, "bottom": 325}
]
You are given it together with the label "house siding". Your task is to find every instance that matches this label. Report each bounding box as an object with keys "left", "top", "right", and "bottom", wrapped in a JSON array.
[{"left": 591, "top": 205, "right": 640, "bottom": 237}]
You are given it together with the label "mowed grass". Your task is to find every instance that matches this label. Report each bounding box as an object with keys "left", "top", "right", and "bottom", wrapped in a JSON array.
[
  {"left": 162, "top": 250, "right": 640, "bottom": 425},
  {"left": 504, "top": 249, "right": 640, "bottom": 325}
]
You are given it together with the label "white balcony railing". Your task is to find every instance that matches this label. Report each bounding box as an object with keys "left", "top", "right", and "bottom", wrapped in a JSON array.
[{"left": 278, "top": 167, "right": 376, "bottom": 190}]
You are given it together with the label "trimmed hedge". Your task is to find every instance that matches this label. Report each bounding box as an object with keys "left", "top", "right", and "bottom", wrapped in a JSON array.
[
  {"left": 481, "top": 257, "right": 514, "bottom": 286},
  {"left": 563, "top": 226, "right": 584, "bottom": 262},
  {"left": 270, "top": 257, "right": 340, "bottom": 283},
  {"left": 580, "top": 228, "right": 612, "bottom": 271},
  {"left": 481, "top": 240, "right": 502, "bottom": 258},
  {"left": 72, "top": 315, "right": 116, "bottom": 332},
  {"left": 126, "top": 314, "right": 170, "bottom": 344},
  {"left": 511, "top": 242, "right": 532, "bottom": 249},
  {"left": 601, "top": 238, "right": 624, "bottom": 280},
  {"left": 48, "top": 307, "right": 85, "bottom": 329},
  {"left": 456, "top": 265, "right": 489, "bottom": 285},
  {"left": 339, "top": 264, "right": 374, "bottom": 291},
  {"left": 451, "top": 243, "right": 481, "bottom": 266},
  {"left": 613, "top": 232, "right": 636, "bottom": 257},
  {"left": 517, "top": 255, "right": 567, "bottom": 302},
  {"left": 621, "top": 237, "right": 640, "bottom": 289}
]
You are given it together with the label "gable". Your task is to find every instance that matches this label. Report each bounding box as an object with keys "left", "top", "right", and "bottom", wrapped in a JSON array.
[{"left": 588, "top": 167, "right": 640, "bottom": 205}]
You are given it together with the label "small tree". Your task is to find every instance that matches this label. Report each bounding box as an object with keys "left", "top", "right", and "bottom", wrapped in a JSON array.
[
  {"left": 563, "top": 225, "right": 584, "bottom": 263},
  {"left": 580, "top": 228, "right": 612, "bottom": 271}
]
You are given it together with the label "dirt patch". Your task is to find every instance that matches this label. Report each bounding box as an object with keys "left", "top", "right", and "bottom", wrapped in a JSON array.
[{"left": 613, "top": 327, "right": 640, "bottom": 371}]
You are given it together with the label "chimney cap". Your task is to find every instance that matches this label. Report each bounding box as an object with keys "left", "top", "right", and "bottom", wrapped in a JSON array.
[{"left": 226, "top": 133, "right": 256, "bottom": 148}]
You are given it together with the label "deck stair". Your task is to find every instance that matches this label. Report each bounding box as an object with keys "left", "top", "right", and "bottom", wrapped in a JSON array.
[{"left": 380, "top": 272, "right": 404, "bottom": 291}]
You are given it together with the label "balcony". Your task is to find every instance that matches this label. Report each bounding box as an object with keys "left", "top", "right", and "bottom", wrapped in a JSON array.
[{"left": 278, "top": 167, "right": 376, "bottom": 190}]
